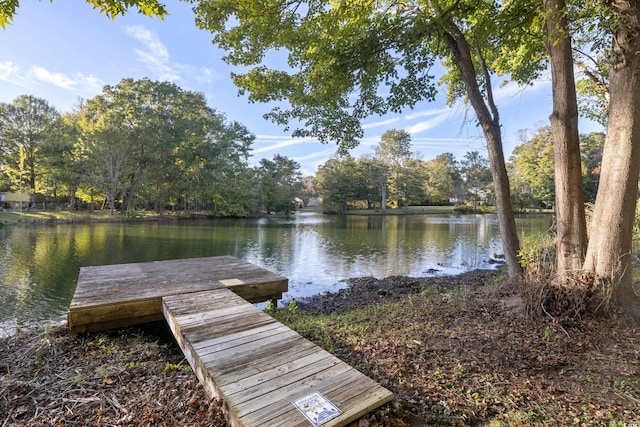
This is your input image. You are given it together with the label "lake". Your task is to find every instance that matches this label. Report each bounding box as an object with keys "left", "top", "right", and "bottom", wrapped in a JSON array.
[{"left": 0, "top": 211, "right": 552, "bottom": 333}]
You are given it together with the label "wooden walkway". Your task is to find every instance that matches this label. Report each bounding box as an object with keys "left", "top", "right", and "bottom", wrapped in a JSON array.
[
  {"left": 163, "top": 288, "right": 394, "bottom": 427},
  {"left": 68, "top": 256, "right": 394, "bottom": 426},
  {"left": 68, "top": 256, "right": 288, "bottom": 334}
]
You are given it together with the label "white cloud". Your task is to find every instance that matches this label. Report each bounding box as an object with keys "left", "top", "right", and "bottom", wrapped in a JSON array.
[
  {"left": 125, "top": 25, "right": 179, "bottom": 81},
  {"left": 31, "top": 66, "right": 76, "bottom": 89},
  {"left": 0, "top": 61, "right": 20, "bottom": 83},
  {"left": 194, "top": 68, "right": 216, "bottom": 85},
  {"left": 77, "top": 73, "right": 106, "bottom": 93},
  {"left": 493, "top": 73, "right": 551, "bottom": 104},
  {"left": 252, "top": 136, "right": 317, "bottom": 154},
  {"left": 404, "top": 107, "right": 450, "bottom": 121},
  {"left": 293, "top": 149, "right": 336, "bottom": 175},
  {"left": 291, "top": 148, "right": 334, "bottom": 162},
  {"left": 361, "top": 117, "right": 400, "bottom": 130},
  {"left": 29, "top": 66, "right": 105, "bottom": 94},
  {"left": 125, "top": 25, "right": 219, "bottom": 84},
  {"left": 405, "top": 111, "right": 450, "bottom": 134}
]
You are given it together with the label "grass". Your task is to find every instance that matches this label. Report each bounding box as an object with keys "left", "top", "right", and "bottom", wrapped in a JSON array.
[
  {"left": 344, "top": 205, "right": 459, "bottom": 215},
  {"left": 0, "top": 204, "right": 496, "bottom": 226},
  {"left": 0, "top": 209, "right": 171, "bottom": 225},
  {"left": 270, "top": 281, "right": 640, "bottom": 426}
]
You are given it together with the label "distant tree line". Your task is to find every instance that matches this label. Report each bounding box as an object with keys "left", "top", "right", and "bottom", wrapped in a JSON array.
[
  {"left": 0, "top": 79, "right": 302, "bottom": 216},
  {"left": 310, "top": 128, "right": 604, "bottom": 214},
  {"left": 0, "top": 89, "right": 605, "bottom": 217}
]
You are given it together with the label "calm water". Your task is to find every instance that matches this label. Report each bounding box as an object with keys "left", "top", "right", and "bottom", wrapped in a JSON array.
[{"left": 0, "top": 212, "right": 552, "bottom": 332}]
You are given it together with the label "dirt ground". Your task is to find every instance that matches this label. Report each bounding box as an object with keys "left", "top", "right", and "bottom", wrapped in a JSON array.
[{"left": 1, "top": 269, "right": 639, "bottom": 426}]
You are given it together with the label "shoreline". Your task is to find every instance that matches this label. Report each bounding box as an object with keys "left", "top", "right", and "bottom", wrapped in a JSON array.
[
  {"left": 0, "top": 206, "right": 553, "bottom": 227},
  {"left": 2, "top": 269, "right": 638, "bottom": 426}
]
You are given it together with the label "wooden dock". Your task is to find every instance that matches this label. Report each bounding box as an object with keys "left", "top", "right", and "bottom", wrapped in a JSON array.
[
  {"left": 68, "top": 256, "right": 288, "bottom": 334},
  {"left": 68, "top": 256, "right": 394, "bottom": 426},
  {"left": 163, "top": 288, "right": 394, "bottom": 427}
]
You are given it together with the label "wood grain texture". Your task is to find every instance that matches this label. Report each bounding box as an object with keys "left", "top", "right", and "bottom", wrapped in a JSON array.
[
  {"left": 66, "top": 256, "right": 393, "bottom": 426},
  {"left": 163, "top": 288, "right": 394, "bottom": 427},
  {"left": 67, "top": 256, "right": 287, "bottom": 334}
]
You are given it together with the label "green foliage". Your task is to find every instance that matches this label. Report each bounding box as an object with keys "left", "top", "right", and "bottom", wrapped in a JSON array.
[
  {"left": 255, "top": 154, "right": 302, "bottom": 214},
  {"left": 85, "top": 0, "right": 167, "bottom": 19},
  {"left": 508, "top": 127, "right": 555, "bottom": 210},
  {"left": 314, "top": 148, "right": 488, "bottom": 212},
  {"left": 315, "top": 155, "right": 360, "bottom": 213},
  {"left": 0, "top": 95, "right": 60, "bottom": 199},
  {"left": 0, "top": 0, "right": 167, "bottom": 29},
  {"left": 374, "top": 129, "right": 418, "bottom": 209},
  {"left": 189, "top": 0, "right": 553, "bottom": 151},
  {"left": 74, "top": 78, "right": 256, "bottom": 215},
  {"left": 191, "top": 0, "right": 452, "bottom": 150},
  {"left": 634, "top": 200, "right": 640, "bottom": 237},
  {"left": 579, "top": 132, "right": 604, "bottom": 203},
  {"left": 163, "top": 361, "right": 187, "bottom": 371},
  {"left": 460, "top": 151, "right": 491, "bottom": 210},
  {"left": 0, "top": 79, "right": 290, "bottom": 217},
  {"left": 424, "top": 153, "right": 461, "bottom": 205},
  {"left": 517, "top": 233, "right": 555, "bottom": 273},
  {"left": 270, "top": 300, "right": 337, "bottom": 353},
  {"left": 507, "top": 127, "right": 605, "bottom": 209}
]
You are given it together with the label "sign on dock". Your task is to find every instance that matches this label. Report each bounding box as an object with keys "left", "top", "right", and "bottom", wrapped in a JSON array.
[
  {"left": 163, "top": 288, "right": 394, "bottom": 427},
  {"left": 67, "top": 256, "right": 394, "bottom": 426}
]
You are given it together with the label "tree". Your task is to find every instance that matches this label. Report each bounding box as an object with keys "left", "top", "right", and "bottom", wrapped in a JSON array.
[
  {"left": 77, "top": 78, "right": 257, "bottom": 216},
  {"left": 255, "top": 154, "right": 302, "bottom": 214},
  {"left": 83, "top": 78, "right": 219, "bottom": 214},
  {"left": 356, "top": 156, "right": 387, "bottom": 209},
  {"left": 460, "top": 151, "right": 491, "bottom": 210},
  {"left": 315, "top": 156, "right": 360, "bottom": 214},
  {"left": 374, "top": 129, "right": 412, "bottom": 210},
  {"left": 544, "top": 0, "right": 588, "bottom": 278},
  {"left": 519, "top": 0, "right": 640, "bottom": 316},
  {"left": 582, "top": 0, "right": 640, "bottom": 317},
  {"left": 508, "top": 129, "right": 604, "bottom": 210},
  {"left": 76, "top": 107, "right": 132, "bottom": 216},
  {"left": 0, "top": 0, "right": 167, "bottom": 28},
  {"left": 580, "top": 132, "right": 605, "bottom": 203},
  {"left": 191, "top": 0, "right": 531, "bottom": 277},
  {"left": 0, "top": 95, "right": 60, "bottom": 206},
  {"left": 38, "top": 112, "right": 85, "bottom": 209},
  {"left": 297, "top": 176, "right": 317, "bottom": 208},
  {"left": 398, "top": 158, "right": 428, "bottom": 207},
  {"left": 507, "top": 128, "right": 555, "bottom": 209},
  {"left": 424, "top": 153, "right": 460, "bottom": 205}
]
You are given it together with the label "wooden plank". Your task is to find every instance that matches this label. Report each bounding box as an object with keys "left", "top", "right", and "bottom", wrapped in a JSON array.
[
  {"left": 214, "top": 341, "right": 320, "bottom": 387},
  {"left": 68, "top": 255, "right": 393, "bottom": 426},
  {"left": 162, "top": 288, "right": 394, "bottom": 427},
  {"left": 238, "top": 367, "right": 395, "bottom": 427},
  {"left": 68, "top": 256, "right": 288, "bottom": 334}
]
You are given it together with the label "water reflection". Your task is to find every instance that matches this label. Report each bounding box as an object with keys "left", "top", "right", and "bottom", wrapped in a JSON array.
[{"left": 0, "top": 212, "right": 552, "bottom": 331}]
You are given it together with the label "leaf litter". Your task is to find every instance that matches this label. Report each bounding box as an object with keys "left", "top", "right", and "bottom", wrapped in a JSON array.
[{"left": 1, "top": 269, "right": 638, "bottom": 426}]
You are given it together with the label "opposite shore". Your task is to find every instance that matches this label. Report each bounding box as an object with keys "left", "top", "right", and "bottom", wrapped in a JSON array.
[{"left": 0, "top": 205, "right": 552, "bottom": 227}]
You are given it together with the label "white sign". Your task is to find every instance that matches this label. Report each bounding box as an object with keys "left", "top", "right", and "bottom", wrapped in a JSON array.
[{"left": 293, "top": 392, "right": 341, "bottom": 426}]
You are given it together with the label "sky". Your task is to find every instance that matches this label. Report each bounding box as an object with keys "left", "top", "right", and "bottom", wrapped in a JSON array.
[{"left": 0, "top": 2, "right": 604, "bottom": 176}]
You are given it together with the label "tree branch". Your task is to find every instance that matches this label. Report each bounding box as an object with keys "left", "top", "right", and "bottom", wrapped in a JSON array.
[{"left": 475, "top": 37, "right": 499, "bottom": 127}]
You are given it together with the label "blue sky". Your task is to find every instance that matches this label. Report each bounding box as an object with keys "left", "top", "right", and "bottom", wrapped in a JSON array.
[{"left": 0, "top": 2, "right": 603, "bottom": 176}]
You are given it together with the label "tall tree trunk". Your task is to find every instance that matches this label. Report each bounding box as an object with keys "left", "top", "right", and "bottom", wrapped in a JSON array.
[
  {"left": 69, "top": 185, "right": 77, "bottom": 211},
  {"left": 583, "top": 0, "right": 640, "bottom": 318},
  {"left": 544, "top": 0, "right": 588, "bottom": 277},
  {"left": 437, "top": 15, "right": 523, "bottom": 277}
]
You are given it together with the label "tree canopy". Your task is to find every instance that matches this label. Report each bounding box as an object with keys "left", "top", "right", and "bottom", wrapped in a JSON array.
[
  {"left": 0, "top": 0, "right": 167, "bottom": 28},
  {"left": 192, "top": 0, "right": 553, "bottom": 276}
]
